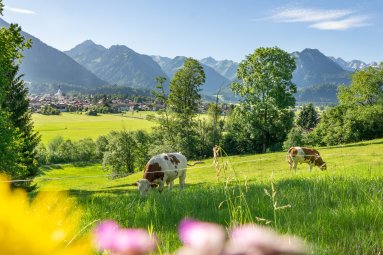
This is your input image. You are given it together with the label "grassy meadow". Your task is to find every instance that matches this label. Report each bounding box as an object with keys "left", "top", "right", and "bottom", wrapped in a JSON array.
[
  {"left": 34, "top": 138, "right": 383, "bottom": 254},
  {"left": 32, "top": 112, "right": 156, "bottom": 144}
]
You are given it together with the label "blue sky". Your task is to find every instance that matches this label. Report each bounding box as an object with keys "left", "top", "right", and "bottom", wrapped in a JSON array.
[{"left": 2, "top": 0, "right": 382, "bottom": 63}]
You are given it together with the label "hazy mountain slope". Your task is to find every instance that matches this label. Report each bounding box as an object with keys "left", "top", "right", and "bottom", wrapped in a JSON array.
[
  {"left": 200, "top": 57, "right": 238, "bottom": 81},
  {"left": 0, "top": 18, "right": 107, "bottom": 88},
  {"left": 329, "top": 56, "right": 378, "bottom": 71},
  {"left": 295, "top": 84, "right": 339, "bottom": 105},
  {"left": 151, "top": 56, "right": 230, "bottom": 94},
  {"left": 66, "top": 41, "right": 168, "bottom": 89},
  {"left": 291, "top": 48, "right": 351, "bottom": 88}
]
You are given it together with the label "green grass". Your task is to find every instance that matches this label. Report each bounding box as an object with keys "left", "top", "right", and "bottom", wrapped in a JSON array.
[
  {"left": 34, "top": 138, "right": 383, "bottom": 254},
  {"left": 32, "top": 112, "right": 156, "bottom": 144}
]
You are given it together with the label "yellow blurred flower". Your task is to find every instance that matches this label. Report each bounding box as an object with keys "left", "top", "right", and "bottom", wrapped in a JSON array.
[{"left": 0, "top": 175, "right": 93, "bottom": 255}]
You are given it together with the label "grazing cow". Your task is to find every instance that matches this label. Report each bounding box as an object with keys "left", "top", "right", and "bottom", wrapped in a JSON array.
[
  {"left": 133, "top": 152, "right": 200, "bottom": 196},
  {"left": 287, "top": 147, "right": 327, "bottom": 172}
]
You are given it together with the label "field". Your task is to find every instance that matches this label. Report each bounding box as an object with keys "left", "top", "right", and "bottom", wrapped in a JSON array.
[
  {"left": 32, "top": 112, "right": 156, "bottom": 144},
  {"left": 34, "top": 139, "right": 383, "bottom": 254}
]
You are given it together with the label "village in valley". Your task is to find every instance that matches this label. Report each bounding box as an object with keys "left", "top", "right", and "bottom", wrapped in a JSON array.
[{"left": 28, "top": 86, "right": 233, "bottom": 115}]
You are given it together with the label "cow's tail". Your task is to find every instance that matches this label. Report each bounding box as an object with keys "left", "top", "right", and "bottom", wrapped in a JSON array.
[{"left": 187, "top": 161, "right": 204, "bottom": 166}]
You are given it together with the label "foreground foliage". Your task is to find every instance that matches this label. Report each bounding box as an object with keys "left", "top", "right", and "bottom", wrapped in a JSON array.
[{"left": 0, "top": 175, "right": 92, "bottom": 254}]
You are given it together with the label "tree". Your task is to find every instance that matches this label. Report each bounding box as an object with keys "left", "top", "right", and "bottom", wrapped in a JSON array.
[
  {"left": 102, "top": 131, "right": 151, "bottom": 178},
  {"left": 309, "top": 63, "right": 383, "bottom": 146},
  {"left": 230, "top": 47, "right": 296, "bottom": 153},
  {"left": 152, "top": 76, "right": 172, "bottom": 135},
  {"left": 0, "top": 5, "right": 38, "bottom": 189},
  {"left": 207, "top": 95, "right": 224, "bottom": 147},
  {"left": 160, "top": 58, "right": 205, "bottom": 158},
  {"left": 338, "top": 63, "right": 383, "bottom": 106},
  {"left": 103, "top": 131, "right": 137, "bottom": 177},
  {"left": 0, "top": 110, "right": 20, "bottom": 174},
  {"left": 297, "top": 103, "right": 319, "bottom": 130},
  {"left": 283, "top": 127, "right": 306, "bottom": 150}
]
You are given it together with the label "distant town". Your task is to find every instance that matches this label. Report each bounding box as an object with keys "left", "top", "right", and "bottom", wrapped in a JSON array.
[{"left": 28, "top": 87, "right": 233, "bottom": 115}]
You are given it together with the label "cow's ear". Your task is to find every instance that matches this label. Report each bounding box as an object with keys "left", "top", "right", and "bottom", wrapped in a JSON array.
[{"left": 151, "top": 183, "right": 158, "bottom": 188}]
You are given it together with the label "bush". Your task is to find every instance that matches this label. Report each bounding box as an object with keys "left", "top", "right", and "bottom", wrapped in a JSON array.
[
  {"left": 311, "top": 104, "right": 383, "bottom": 146},
  {"left": 40, "top": 105, "right": 61, "bottom": 115},
  {"left": 282, "top": 127, "right": 306, "bottom": 150},
  {"left": 75, "top": 138, "right": 97, "bottom": 161},
  {"left": 35, "top": 144, "right": 48, "bottom": 165},
  {"left": 85, "top": 109, "right": 98, "bottom": 116},
  {"left": 45, "top": 136, "right": 97, "bottom": 163},
  {"left": 102, "top": 130, "right": 151, "bottom": 178}
]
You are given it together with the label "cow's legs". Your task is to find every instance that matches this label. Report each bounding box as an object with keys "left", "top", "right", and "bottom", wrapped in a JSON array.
[
  {"left": 158, "top": 181, "right": 165, "bottom": 193},
  {"left": 179, "top": 173, "right": 186, "bottom": 191},
  {"left": 167, "top": 180, "right": 174, "bottom": 191},
  {"left": 293, "top": 161, "right": 298, "bottom": 173},
  {"left": 309, "top": 162, "right": 313, "bottom": 172}
]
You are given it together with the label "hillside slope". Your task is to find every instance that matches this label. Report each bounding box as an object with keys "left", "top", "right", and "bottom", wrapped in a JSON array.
[
  {"left": 66, "top": 40, "right": 168, "bottom": 89},
  {"left": 0, "top": 18, "right": 107, "bottom": 88}
]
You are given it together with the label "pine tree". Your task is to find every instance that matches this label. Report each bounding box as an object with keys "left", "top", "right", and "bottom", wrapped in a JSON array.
[
  {"left": 0, "top": 2, "right": 38, "bottom": 189},
  {"left": 2, "top": 67, "right": 40, "bottom": 188},
  {"left": 297, "top": 103, "right": 319, "bottom": 130}
]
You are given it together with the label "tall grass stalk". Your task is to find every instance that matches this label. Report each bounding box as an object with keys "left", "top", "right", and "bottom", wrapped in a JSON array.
[{"left": 214, "top": 146, "right": 253, "bottom": 226}]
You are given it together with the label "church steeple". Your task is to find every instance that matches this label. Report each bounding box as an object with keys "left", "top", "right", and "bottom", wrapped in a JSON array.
[{"left": 55, "top": 85, "right": 63, "bottom": 98}]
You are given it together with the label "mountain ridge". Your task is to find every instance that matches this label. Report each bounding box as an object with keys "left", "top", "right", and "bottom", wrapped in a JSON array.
[
  {"left": 65, "top": 40, "right": 168, "bottom": 90},
  {"left": 0, "top": 18, "right": 108, "bottom": 88},
  {"left": 3, "top": 18, "right": 381, "bottom": 104}
]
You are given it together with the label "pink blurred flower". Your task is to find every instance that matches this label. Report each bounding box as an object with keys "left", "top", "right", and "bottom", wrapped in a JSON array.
[
  {"left": 177, "top": 218, "right": 227, "bottom": 255},
  {"left": 94, "top": 220, "right": 120, "bottom": 250},
  {"left": 94, "top": 220, "right": 157, "bottom": 255},
  {"left": 226, "top": 224, "right": 306, "bottom": 255}
]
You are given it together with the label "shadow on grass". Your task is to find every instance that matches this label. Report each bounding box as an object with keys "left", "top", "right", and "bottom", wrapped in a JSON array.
[
  {"left": 323, "top": 139, "right": 383, "bottom": 150},
  {"left": 68, "top": 188, "right": 136, "bottom": 196},
  {"left": 72, "top": 161, "right": 102, "bottom": 167},
  {"left": 68, "top": 183, "right": 205, "bottom": 198},
  {"left": 41, "top": 164, "right": 63, "bottom": 171}
]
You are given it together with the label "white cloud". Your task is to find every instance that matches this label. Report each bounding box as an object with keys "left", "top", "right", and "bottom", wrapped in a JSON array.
[
  {"left": 4, "top": 6, "right": 36, "bottom": 15},
  {"left": 271, "top": 8, "right": 352, "bottom": 23},
  {"left": 311, "top": 16, "right": 371, "bottom": 30},
  {"left": 268, "top": 7, "right": 371, "bottom": 30}
]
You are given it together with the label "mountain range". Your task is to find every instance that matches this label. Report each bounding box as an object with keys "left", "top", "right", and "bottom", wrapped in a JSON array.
[
  {"left": 0, "top": 18, "right": 107, "bottom": 91},
  {"left": 65, "top": 40, "right": 167, "bottom": 90},
  {"left": 1, "top": 18, "right": 380, "bottom": 104}
]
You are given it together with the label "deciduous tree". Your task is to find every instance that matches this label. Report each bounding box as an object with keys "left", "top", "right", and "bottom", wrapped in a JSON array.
[
  {"left": 338, "top": 63, "right": 383, "bottom": 106},
  {"left": 230, "top": 47, "right": 296, "bottom": 153},
  {"left": 153, "top": 58, "right": 205, "bottom": 158}
]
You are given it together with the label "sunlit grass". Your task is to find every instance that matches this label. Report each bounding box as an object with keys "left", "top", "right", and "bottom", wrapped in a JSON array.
[
  {"left": 34, "top": 138, "right": 383, "bottom": 254},
  {"left": 32, "top": 112, "right": 156, "bottom": 144}
]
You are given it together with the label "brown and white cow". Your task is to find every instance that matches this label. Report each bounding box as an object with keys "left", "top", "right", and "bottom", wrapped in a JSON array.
[
  {"left": 134, "top": 152, "right": 198, "bottom": 196},
  {"left": 287, "top": 147, "right": 327, "bottom": 172}
]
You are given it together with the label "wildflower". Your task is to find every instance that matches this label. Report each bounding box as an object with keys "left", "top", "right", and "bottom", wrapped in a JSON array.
[
  {"left": 226, "top": 224, "right": 306, "bottom": 255},
  {"left": 177, "top": 218, "right": 226, "bottom": 255},
  {"left": 94, "top": 220, "right": 157, "bottom": 255},
  {"left": 0, "top": 175, "right": 92, "bottom": 255}
]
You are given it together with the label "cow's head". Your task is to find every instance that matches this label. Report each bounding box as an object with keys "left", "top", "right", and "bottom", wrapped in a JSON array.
[
  {"left": 136, "top": 179, "right": 158, "bottom": 196},
  {"left": 320, "top": 162, "right": 327, "bottom": 171},
  {"left": 315, "top": 155, "right": 327, "bottom": 171}
]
